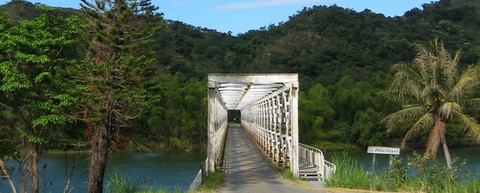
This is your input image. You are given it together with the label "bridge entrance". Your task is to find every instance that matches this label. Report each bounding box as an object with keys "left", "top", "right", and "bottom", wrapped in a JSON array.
[
  {"left": 206, "top": 73, "right": 335, "bottom": 182},
  {"left": 207, "top": 73, "right": 299, "bottom": 175}
]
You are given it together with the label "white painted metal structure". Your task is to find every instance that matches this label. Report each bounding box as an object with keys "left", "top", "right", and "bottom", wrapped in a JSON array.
[
  {"left": 299, "top": 143, "right": 336, "bottom": 182},
  {"left": 207, "top": 73, "right": 300, "bottom": 176},
  {"left": 207, "top": 73, "right": 335, "bottom": 181}
]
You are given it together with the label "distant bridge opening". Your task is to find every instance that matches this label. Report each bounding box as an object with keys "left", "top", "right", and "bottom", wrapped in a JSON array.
[{"left": 227, "top": 110, "right": 241, "bottom": 123}]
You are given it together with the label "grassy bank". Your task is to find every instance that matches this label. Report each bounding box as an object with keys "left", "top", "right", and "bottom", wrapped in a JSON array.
[
  {"left": 105, "top": 171, "right": 223, "bottom": 193},
  {"left": 325, "top": 152, "right": 480, "bottom": 193}
]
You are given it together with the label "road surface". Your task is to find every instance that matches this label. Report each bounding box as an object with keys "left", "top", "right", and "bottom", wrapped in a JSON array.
[{"left": 220, "top": 124, "right": 319, "bottom": 193}]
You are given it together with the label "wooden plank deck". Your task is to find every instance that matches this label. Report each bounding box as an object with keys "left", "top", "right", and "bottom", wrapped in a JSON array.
[{"left": 220, "top": 124, "right": 318, "bottom": 193}]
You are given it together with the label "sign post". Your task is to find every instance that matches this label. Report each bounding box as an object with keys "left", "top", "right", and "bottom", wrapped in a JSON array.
[{"left": 367, "top": 146, "right": 400, "bottom": 192}]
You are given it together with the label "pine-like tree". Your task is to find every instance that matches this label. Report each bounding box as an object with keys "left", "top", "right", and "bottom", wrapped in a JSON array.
[{"left": 79, "top": 1, "right": 163, "bottom": 192}]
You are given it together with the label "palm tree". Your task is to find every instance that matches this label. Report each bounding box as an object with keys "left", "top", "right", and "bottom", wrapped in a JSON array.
[{"left": 383, "top": 40, "right": 480, "bottom": 169}]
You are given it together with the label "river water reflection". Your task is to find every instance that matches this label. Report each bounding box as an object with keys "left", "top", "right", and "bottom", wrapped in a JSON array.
[{"left": 0, "top": 152, "right": 205, "bottom": 193}]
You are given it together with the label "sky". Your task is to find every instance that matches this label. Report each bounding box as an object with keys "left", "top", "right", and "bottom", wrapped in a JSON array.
[{"left": 0, "top": 0, "right": 438, "bottom": 35}]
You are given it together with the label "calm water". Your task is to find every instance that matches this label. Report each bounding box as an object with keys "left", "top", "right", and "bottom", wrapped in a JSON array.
[
  {"left": 0, "top": 152, "right": 205, "bottom": 193},
  {"left": 324, "top": 146, "right": 480, "bottom": 177}
]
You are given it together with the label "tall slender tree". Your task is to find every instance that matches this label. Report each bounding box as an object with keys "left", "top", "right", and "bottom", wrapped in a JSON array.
[
  {"left": 79, "top": 1, "right": 162, "bottom": 192},
  {"left": 383, "top": 40, "right": 480, "bottom": 169},
  {"left": 0, "top": 6, "right": 79, "bottom": 193}
]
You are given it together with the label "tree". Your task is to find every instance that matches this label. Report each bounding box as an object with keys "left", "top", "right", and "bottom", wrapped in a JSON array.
[
  {"left": 79, "top": 0, "right": 162, "bottom": 192},
  {"left": 383, "top": 40, "right": 480, "bottom": 169},
  {"left": 0, "top": 7, "right": 79, "bottom": 193}
]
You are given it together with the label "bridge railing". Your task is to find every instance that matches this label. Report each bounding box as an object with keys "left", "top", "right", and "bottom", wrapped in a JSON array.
[
  {"left": 240, "top": 83, "right": 300, "bottom": 176},
  {"left": 299, "top": 143, "right": 336, "bottom": 182}
]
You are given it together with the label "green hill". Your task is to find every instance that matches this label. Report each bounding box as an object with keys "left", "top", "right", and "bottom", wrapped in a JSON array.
[
  {"left": 1, "top": 0, "right": 479, "bottom": 150},
  {"left": 0, "top": 0, "right": 77, "bottom": 22}
]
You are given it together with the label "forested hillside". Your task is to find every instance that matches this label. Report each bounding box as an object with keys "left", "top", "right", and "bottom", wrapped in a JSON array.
[{"left": 1, "top": 0, "right": 479, "bottom": 151}]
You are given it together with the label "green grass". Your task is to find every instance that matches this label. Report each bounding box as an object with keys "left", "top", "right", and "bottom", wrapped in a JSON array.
[
  {"left": 136, "top": 189, "right": 182, "bottom": 193},
  {"left": 325, "top": 152, "right": 371, "bottom": 190},
  {"left": 200, "top": 171, "right": 224, "bottom": 190},
  {"left": 325, "top": 152, "right": 480, "bottom": 193},
  {"left": 283, "top": 167, "right": 296, "bottom": 180},
  {"left": 107, "top": 172, "right": 140, "bottom": 193},
  {"left": 105, "top": 170, "right": 224, "bottom": 193}
]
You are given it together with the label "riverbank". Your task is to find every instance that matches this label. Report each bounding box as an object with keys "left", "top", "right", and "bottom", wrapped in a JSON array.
[
  {"left": 47, "top": 137, "right": 207, "bottom": 153},
  {"left": 324, "top": 151, "right": 480, "bottom": 193},
  {"left": 1, "top": 151, "right": 206, "bottom": 192}
]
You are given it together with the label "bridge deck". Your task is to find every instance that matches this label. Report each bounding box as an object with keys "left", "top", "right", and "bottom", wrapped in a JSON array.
[{"left": 220, "top": 124, "right": 317, "bottom": 193}]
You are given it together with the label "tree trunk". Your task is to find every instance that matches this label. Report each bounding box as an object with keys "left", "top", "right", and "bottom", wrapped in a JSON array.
[
  {"left": 440, "top": 133, "right": 453, "bottom": 170},
  {"left": 0, "top": 160, "right": 17, "bottom": 193},
  {"left": 87, "top": 125, "right": 110, "bottom": 193},
  {"left": 20, "top": 143, "right": 40, "bottom": 193},
  {"left": 32, "top": 148, "right": 39, "bottom": 193}
]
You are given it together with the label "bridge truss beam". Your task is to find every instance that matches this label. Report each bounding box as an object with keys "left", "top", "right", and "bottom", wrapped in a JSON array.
[{"left": 207, "top": 74, "right": 299, "bottom": 176}]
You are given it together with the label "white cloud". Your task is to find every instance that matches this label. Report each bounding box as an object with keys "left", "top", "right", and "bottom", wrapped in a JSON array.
[{"left": 213, "top": 0, "right": 332, "bottom": 11}]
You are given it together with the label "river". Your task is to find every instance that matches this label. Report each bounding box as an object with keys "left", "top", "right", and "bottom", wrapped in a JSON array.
[
  {"left": 0, "top": 151, "right": 205, "bottom": 193},
  {"left": 1, "top": 147, "right": 479, "bottom": 192}
]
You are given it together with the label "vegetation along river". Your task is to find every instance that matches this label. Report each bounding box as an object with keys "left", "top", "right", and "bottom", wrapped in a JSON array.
[
  {"left": 325, "top": 146, "right": 480, "bottom": 178},
  {"left": 0, "top": 152, "right": 205, "bottom": 193}
]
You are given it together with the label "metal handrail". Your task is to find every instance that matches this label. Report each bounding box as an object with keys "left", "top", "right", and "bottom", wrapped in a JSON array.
[{"left": 299, "top": 143, "right": 336, "bottom": 181}]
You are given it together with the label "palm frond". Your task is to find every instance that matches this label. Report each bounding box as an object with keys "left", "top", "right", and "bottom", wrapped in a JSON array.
[
  {"left": 448, "top": 65, "right": 480, "bottom": 101},
  {"left": 382, "top": 105, "right": 427, "bottom": 133},
  {"left": 438, "top": 45, "right": 459, "bottom": 89},
  {"left": 400, "top": 112, "right": 434, "bottom": 148},
  {"left": 390, "top": 63, "right": 426, "bottom": 102},
  {"left": 388, "top": 41, "right": 480, "bottom": 159},
  {"left": 464, "top": 98, "right": 480, "bottom": 109},
  {"left": 453, "top": 109, "right": 480, "bottom": 143},
  {"left": 439, "top": 101, "right": 460, "bottom": 120}
]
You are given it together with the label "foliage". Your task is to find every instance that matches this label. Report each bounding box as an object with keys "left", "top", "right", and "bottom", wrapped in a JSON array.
[
  {"left": 282, "top": 167, "right": 296, "bottom": 180},
  {"left": 0, "top": 5, "right": 79, "bottom": 193},
  {"left": 107, "top": 172, "right": 140, "bottom": 193},
  {"left": 406, "top": 152, "right": 469, "bottom": 190},
  {"left": 399, "top": 152, "right": 479, "bottom": 193},
  {"left": 200, "top": 171, "right": 224, "bottom": 190},
  {"left": 136, "top": 190, "right": 182, "bottom": 193},
  {"left": 1, "top": 0, "right": 480, "bottom": 154},
  {"left": 78, "top": 0, "right": 163, "bottom": 192},
  {"left": 326, "top": 153, "right": 480, "bottom": 193},
  {"left": 141, "top": 72, "right": 208, "bottom": 150},
  {"left": 325, "top": 152, "right": 371, "bottom": 189},
  {"left": 0, "top": 0, "right": 76, "bottom": 22},
  {"left": 383, "top": 40, "right": 480, "bottom": 168}
]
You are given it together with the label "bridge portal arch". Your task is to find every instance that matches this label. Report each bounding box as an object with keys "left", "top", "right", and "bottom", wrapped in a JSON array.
[{"left": 207, "top": 73, "right": 299, "bottom": 176}]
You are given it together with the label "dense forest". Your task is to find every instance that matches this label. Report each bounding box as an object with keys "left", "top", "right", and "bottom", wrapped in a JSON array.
[{"left": 1, "top": 0, "right": 480, "bottom": 154}]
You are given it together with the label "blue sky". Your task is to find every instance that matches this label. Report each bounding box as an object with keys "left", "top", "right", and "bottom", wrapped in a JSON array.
[{"left": 0, "top": 0, "right": 438, "bottom": 35}]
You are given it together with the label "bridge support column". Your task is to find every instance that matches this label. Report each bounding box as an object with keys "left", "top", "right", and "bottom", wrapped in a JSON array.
[
  {"left": 290, "top": 83, "right": 299, "bottom": 177},
  {"left": 207, "top": 81, "right": 228, "bottom": 174}
]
